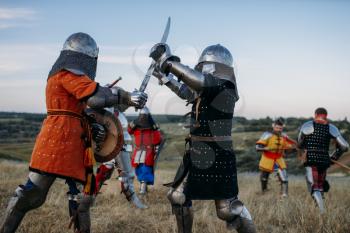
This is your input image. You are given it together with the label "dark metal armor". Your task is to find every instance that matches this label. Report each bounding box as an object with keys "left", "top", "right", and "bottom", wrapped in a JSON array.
[
  {"left": 150, "top": 43, "right": 255, "bottom": 233},
  {"left": 298, "top": 121, "right": 349, "bottom": 168}
]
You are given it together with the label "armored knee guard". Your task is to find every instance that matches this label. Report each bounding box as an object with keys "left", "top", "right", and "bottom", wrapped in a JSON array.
[
  {"left": 167, "top": 181, "right": 186, "bottom": 205},
  {"left": 1, "top": 172, "right": 54, "bottom": 233},
  {"left": 215, "top": 198, "right": 256, "bottom": 233}
]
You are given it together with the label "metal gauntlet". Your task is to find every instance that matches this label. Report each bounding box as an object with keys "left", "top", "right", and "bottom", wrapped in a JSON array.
[
  {"left": 86, "top": 86, "right": 118, "bottom": 109},
  {"left": 149, "top": 43, "right": 205, "bottom": 92},
  {"left": 162, "top": 74, "right": 196, "bottom": 101}
]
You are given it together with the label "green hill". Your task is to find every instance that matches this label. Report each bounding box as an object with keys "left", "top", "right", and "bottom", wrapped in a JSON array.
[{"left": 0, "top": 112, "right": 349, "bottom": 174}]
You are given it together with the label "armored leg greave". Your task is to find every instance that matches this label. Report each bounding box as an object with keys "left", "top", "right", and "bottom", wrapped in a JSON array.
[
  {"left": 167, "top": 180, "right": 193, "bottom": 233},
  {"left": 305, "top": 167, "right": 326, "bottom": 213},
  {"left": 305, "top": 167, "right": 313, "bottom": 193},
  {"left": 75, "top": 195, "right": 94, "bottom": 233},
  {"left": 66, "top": 179, "right": 94, "bottom": 233},
  {"left": 312, "top": 190, "right": 325, "bottom": 213},
  {"left": 139, "top": 182, "right": 147, "bottom": 195},
  {"left": 116, "top": 151, "right": 147, "bottom": 208},
  {"left": 215, "top": 198, "right": 256, "bottom": 233},
  {"left": 0, "top": 172, "right": 55, "bottom": 233},
  {"left": 67, "top": 179, "right": 82, "bottom": 231},
  {"left": 0, "top": 195, "right": 26, "bottom": 233},
  {"left": 119, "top": 175, "right": 147, "bottom": 208},
  {"left": 260, "top": 171, "right": 270, "bottom": 192},
  {"left": 68, "top": 196, "right": 80, "bottom": 230},
  {"left": 281, "top": 182, "right": 288, "bottom": 197},
  {"left": 277, "top": 169, "right": 288, "bottom": 197},
  {"left": 172, "top": 205, "right": 193, "bottom": 233}
]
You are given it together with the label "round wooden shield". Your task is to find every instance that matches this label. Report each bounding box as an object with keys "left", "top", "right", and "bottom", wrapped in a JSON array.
[{"left": 85, "top": 108, "right": 124, "bottom": 163}]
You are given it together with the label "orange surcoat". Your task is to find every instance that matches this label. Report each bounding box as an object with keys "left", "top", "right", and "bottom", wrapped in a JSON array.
[
  {"left": 29, "top": 71, "right": 97, "bottom": 182},
  {"left": 256, "top": 132, "right": 295, "bottom": 172}
]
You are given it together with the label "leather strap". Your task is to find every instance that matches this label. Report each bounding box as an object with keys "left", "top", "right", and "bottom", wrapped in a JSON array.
[{"left": 189, "top": 135, "right": 232, "bottom": 142}]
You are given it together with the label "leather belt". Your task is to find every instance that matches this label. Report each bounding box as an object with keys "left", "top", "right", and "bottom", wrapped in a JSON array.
[
  {"left": 47, "top": 109, "right": 83, "bottom": 120},
  {"left": 136, "top": 145, "right": 154, "bottom": 149}
]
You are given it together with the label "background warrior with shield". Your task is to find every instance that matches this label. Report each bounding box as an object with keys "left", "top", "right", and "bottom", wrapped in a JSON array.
[{"left": 94, "top": 87, "right": 147, "bottom": 209}]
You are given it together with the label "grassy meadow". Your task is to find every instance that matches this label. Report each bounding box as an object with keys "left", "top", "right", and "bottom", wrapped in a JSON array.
[
  {"left": 0, "top": 161, "right": 349, "bottom": 233},
  {"left": 0, "top": 112, "right": 349, "bottom": 232}
]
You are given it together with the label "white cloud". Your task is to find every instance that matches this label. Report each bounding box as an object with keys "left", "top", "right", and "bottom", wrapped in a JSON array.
[
  {"left": 0, "top": 23, "right": 14, "bottom": 29},
  {"left": 0, "top": 8, "right": 36, "bottom": 20},
  {"left": 0, "top": 44, "right": 59, "bottom": 76},
  {"left": 99, "top": 55, "right": 150, "bottom": 65},
  {"left": 0, "top": 8, "right": 37, "bottom": 30}
]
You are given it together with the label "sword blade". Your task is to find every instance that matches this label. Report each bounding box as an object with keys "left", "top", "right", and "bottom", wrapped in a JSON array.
[
  {"left": 153, "top": 138, "right": 166, "bottom": 171},
  {"left": 160, "top": 17, "right": 171, "bottom": 43},
  {"left": 139, "top": 17, "right": 171, "bottom": 92},
  {"left": 139, "top": 63, "right": 155, "bottom": 92}
]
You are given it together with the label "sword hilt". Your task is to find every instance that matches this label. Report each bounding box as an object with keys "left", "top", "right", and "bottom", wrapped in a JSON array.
[{"left": 108, "top": 76, "right": 122, "bottom": 88}]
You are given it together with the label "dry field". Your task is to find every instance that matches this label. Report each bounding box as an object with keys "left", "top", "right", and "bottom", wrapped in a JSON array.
[{"left": 0, "top": 160, "right": 349, "bottom": 233}]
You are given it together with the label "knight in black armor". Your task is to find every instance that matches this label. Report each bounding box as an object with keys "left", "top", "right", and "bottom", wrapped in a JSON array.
[
  {"left": 297, "top": 107, "right": 349, "bottom": 213},
  {"left": 149, "top": 43, "right": 256, "bottom": 233}
]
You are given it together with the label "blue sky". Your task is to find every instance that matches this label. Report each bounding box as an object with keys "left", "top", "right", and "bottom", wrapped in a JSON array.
[{"left": 0, "top": 0, "right": 349, "bottom": 119}]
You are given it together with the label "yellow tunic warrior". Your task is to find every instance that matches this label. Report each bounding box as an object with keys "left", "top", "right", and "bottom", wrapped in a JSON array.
[{"left": 256, "top": 118, "right": 296, "bottom": 197}]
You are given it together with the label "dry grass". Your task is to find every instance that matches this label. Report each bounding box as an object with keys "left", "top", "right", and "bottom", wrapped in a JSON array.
[{"left": 0, "top": 160, "right": 349, "bottom": 233}]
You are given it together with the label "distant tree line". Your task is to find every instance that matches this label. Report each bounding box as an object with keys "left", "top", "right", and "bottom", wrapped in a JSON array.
[
  {"left": 0, "top": 111, "right": 349, "bottom": 151},
  {"left": 1, "top": 112, "right": 349, "bottom": 173}
]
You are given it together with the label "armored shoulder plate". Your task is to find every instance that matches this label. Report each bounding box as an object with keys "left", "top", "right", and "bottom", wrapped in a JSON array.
[
  {"left": 329, "top": 123, "right": 349, "bottom": 151},
  {"left": 86, "top": 86, "right": 118, "bottom": 109},
  {"left": 329, "top": 124, "right": 341, "bottom": 138},
  {"left": 260, "top": 131, "right": 273, "bottom": 141},
  {"left": 300, "top": 121, "right": 314, "bottom": 135}
]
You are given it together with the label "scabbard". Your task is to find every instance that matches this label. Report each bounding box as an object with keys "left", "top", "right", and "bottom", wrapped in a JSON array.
[{"left": 163, "top": 150, "right": 191, "bottom": 188}]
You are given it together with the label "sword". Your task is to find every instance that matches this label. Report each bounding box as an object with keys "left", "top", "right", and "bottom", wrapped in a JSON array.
[
  {"left": 138, "top": 17, "right": 171, "bottom": 93},
  {"left": 153, "top": 138, "right": 166, "bottom": 171},
  {"left": 331, "top": 159, "right": 350, "bottom": 171}
]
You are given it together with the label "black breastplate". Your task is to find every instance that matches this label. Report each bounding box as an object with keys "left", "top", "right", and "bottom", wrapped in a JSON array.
[
  {"left": 190, "top": 82, "right": 235, "bottom": 138},
  {"left": 304, "top": 122, "right": 332, "bottom": 168},
  {"left": 184, "top": 76, "right": 238, "bottom": 200}
]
